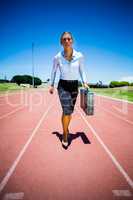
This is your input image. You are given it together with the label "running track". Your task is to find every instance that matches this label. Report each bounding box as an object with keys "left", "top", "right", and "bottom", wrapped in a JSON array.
[{"left": 0, "top": 88, "right": 133, "bottom": 200}]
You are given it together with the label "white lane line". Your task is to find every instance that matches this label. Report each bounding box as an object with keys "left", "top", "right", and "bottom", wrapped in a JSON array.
[
  {"left": 112, "top": 190, "right": 132, "bottom": 197},
  {"left": 0, "top": 106, "right": 24, "bottom": 120},
  {"left": 3, "top": 192, "right": 24, "bottom": 200},
  {"left": 113, "top": 105, "right": 126, "bottom": 113},
  {"left": 95, "top": 94, "right": 133, "bottom": 125},
  {"left": 96, "top": 94, "right": 133, "bottom": 104},
  {"left": 0, "top": 102, "right": 54, "bottom": 193},
  {"left": 76, "top": 107, "right": 133, "bottom": 189},
  {"left": 101, "top": 107, "right": 133, "bottom": 125}
]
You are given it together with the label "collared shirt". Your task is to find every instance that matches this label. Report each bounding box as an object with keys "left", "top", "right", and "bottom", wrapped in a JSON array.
[{"left": 50, "top": 49, "right": 87, "bottom": 86}]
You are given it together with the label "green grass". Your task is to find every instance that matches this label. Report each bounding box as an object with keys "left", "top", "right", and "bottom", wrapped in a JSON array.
[
  {"left": 92, "top": 86, "right": 133, "bottom": 102},
  {"left": 0, "top": 83, "right": 22, "bottom": 93},
  {"left": 1, "top": 84, "right": 133, "bottom": 102}
]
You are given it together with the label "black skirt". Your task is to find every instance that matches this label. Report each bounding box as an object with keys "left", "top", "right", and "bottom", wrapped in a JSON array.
[{"left": 57, "top": 79, "right": 79, "bottom": 115}]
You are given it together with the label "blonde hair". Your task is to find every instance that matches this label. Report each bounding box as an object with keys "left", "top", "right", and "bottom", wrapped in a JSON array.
[{"left": 60, "top": 32, "right": 74, "bottom": 44}]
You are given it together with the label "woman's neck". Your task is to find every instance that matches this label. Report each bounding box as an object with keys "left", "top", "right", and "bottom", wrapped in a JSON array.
[{"left": 64, "top": 48, "right": 73, "bottom": 60}]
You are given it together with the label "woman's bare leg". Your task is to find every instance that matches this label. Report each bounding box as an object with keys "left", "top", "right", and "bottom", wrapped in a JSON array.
[{"left": 62, "top": 114, "right": 72, "bottom": 142}]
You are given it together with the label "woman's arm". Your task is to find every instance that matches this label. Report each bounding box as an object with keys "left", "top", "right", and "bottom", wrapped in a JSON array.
[
  {"left": 49, "top": 57, "right": 59, "bottom": 94},
  {"left": 79, "top": 54, "right": 89, "bottom": 88},
  {"left": 50, "top": 57, "right": 59, "bottom": 86}
]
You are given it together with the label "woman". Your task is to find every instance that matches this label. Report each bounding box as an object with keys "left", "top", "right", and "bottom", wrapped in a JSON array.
[{"left": 49, "top": 32, "right": 88, "bottom": 148}]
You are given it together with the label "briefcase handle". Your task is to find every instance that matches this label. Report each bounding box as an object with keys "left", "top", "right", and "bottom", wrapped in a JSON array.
[{"left": 81, "top": 86, "right": 90, "bottom": 92}]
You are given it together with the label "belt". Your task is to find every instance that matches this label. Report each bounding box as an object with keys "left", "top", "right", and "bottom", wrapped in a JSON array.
[{"left": 60, "top": 79, "right": 78, "bottom": 83}]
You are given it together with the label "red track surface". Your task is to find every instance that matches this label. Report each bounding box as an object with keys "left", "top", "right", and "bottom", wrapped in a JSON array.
[{"left": 0, "top": 89, "right": 133, "bottom": 200}]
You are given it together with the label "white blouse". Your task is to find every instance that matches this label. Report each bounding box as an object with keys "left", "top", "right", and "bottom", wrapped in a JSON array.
[{"left": 50, "top": 49, "right": 87, "bottom": 86}]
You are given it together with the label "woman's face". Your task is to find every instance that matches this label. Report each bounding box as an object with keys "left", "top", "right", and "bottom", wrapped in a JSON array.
[{"left": 61, "top": 33, "right": 73, "bottom": 48}]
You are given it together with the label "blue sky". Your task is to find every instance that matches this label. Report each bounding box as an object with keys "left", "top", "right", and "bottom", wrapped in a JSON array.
[{"left": 0, "top": 0, "right": 133, "bottom": 84}]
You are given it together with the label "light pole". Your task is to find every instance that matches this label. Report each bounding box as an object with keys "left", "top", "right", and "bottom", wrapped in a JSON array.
[{"left": 32, "top": 42, "right": 35, "bottom": 88}]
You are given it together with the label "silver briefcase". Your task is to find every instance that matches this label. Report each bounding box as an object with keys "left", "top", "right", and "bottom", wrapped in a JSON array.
[{"left": 80, "top": 88, "right": 94, "bottom": 115}]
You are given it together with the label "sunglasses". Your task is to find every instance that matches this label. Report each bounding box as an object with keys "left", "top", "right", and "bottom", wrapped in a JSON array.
[{"left": 62, "top": 37, "right": 72, "bottom": 42}]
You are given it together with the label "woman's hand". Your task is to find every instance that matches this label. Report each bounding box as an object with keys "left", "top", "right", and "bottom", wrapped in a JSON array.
[
  {"left": 49, "top": 86, "right": 54, "bottom": 94},
  {"left": 83, "top": 83, "right": 89, "bottom": 89}
]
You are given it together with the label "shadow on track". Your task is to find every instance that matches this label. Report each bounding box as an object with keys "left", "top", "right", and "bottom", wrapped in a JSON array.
[{"left": 52, "top": 131, "right": 91, "bottom": 149}]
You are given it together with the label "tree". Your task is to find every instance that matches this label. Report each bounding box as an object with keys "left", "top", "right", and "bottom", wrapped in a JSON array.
[
  {"left": 34, "top": 77, "right": 42, "bottom": 86},
  {"left": 109, "top": 81, "right": 129, "bottom": 88},
  {"left": 46, "top": 78, "right": 50, "bottom": 82},
  {"left": 11, "top": 75, "right": 22, "bottom": 85},
  {"left": 11, "top": 75, "right": 42, "bottom": 86}
]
